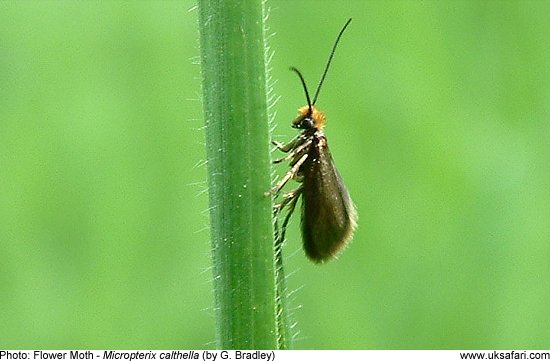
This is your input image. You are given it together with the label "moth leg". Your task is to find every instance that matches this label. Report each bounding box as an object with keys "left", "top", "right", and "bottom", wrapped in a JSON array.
[
  {"left": 273, "top": 152, "right": 296, "bottom": 164},
  {"left": 272, "top": 140, "right": 292, "bottom": 153},
  {"left": 272, "top": 133, "right": 303, "bottom": 153},
  {"left": 278, "top": 188, "right": 302, "bottom": 245},
  {"left": 267, "top": 153, "right": 308, "bottom": 196},
  {"left": 273, "top": 187, "right": 300, "bottom": 216},
  {"left": 274, "top": 187, "right": 302, "bottom": 249},
  {"left": 272, "top": 138, "right": 313, "bottom": 164}
]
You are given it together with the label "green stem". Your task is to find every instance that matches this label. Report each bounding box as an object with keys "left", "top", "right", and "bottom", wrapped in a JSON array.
[{"left": 198, "top": 0, "right": 289, "bottom": 349}]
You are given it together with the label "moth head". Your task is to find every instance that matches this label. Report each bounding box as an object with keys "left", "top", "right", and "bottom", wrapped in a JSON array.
[{"left": 292, "top": 105, "right": 326, "bottom": 130}]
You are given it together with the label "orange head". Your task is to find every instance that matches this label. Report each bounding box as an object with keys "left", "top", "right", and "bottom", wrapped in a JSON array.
[{"left": 292, "top": 105, "right": 326, "bottom": 130}]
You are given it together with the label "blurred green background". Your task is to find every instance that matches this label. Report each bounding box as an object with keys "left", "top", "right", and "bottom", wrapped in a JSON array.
[{"left": 2, "top": 0, "right": 550, "bottom": 349}]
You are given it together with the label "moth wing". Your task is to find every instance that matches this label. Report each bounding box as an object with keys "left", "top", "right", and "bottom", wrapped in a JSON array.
[{"left": 300, "top": 139, "right": 357, "bottom": 262}]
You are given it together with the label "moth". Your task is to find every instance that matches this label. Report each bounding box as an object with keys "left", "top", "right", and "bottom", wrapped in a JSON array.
[{"left": 269, "top": 18, "right": 357, "bottom": 263}]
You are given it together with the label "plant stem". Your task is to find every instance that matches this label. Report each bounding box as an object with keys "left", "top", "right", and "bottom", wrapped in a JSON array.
[{"left": 197, "top": 0, "right": 282, "bottom": 349}]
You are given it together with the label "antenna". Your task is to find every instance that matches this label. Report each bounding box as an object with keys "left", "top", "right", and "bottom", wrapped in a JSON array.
[
  {"left": 290, "top": 66, "right": 312, "bottom": 112},
  {"left": 312, "top": 18, "right": 352, "bottom": 105}
]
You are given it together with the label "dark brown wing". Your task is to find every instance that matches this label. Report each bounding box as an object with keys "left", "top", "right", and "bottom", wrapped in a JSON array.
[{"left": 300, "top": 134, "right": 357, "bottom": 262}]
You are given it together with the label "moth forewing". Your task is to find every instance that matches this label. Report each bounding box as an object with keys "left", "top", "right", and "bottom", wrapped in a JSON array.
[{"left": 300, "top": 131, "right": 357, "bottom": 262}]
